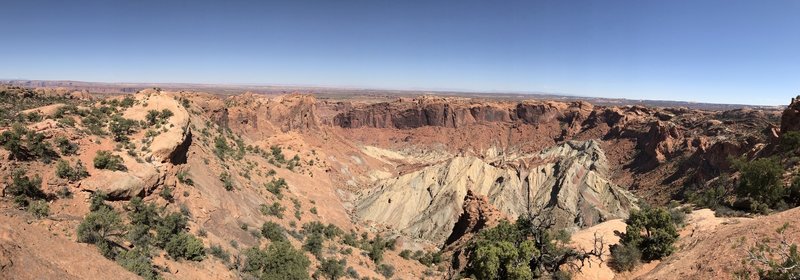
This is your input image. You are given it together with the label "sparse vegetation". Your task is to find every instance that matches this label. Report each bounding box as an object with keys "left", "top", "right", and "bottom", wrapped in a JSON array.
[
  {"left": 93, "top": 150, "right": 127, "bottom": 171},
  {"left": 265, "top": 177, "right": 288, "bottom": 199},
  {"left": 55, "top": 159, "right": 89, "bottom": 181},
  {"left": 738, "top": 222, "right": 800, "bottom": 279},
  {"left": 6, "top": 169, "right": 47, "bottom": 208},
  {"left": 609, "top": 206, "right": 679, "bottom": 272},
  {"left": 0, "top": 124, "right": 58, "bottom": 162},
  {"left": 261, "top": 202, "right": 285, "bottom": 218},
  {"left": 316, "top": 258, "right": 347, "bottom": 280},
  {"left": 55, "top": 136, "right": 78, "bottom": 155},
  {"left": 464, "top": 214, "right": 605, "bottom": 279},
  {"left": 220, "top": 171, "right": 234, "bottom": 191},
  {"left": 243, "top": 241, "right": 311, "bottom": 280},
  {"left": 109, "top": 115, "right": 139, "bottom": 142},
  {"left": 261, "top": 221, "right": 287, "bottom": 242}
]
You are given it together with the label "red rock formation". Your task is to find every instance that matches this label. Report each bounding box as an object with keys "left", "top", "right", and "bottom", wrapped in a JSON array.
[
  {"left": 780, "top": 95, "right": 800, "bottom": 134},
  {"left": 442, "top": 190, "right": 506, "bottom": 276}
]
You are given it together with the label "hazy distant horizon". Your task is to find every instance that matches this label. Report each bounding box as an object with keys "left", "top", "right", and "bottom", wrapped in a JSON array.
[{"left": 3, "top": 78, "right": 788, "bottom": 108}]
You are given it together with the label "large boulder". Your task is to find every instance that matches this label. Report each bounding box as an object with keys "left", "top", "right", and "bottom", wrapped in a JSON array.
[{"left": 80, "top": 167, "right": 164, "bottom": 200}]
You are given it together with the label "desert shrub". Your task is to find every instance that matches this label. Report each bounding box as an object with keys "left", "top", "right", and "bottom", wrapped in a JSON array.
[
  {"left": 270, "top": 145, "right": 287, "bottom": 163},
  {"left": 739, "top": 223, "right": 800, "bottom": 279},
  {"left": 89, "top": 191, "right": 110, "bottom": 212},
  {"left": 120, "top": 96, "right": 136, "bottom": 108},
  {"left": 116, "top": 247, "right": 158, "bottom": 280},
  {"left": 165, "top": 233, "right": 206, "bottom": 261},
  {"left": 303, "top": 233, "right": 325, "bottom": 257},
  {"left": 209, "top": 244, "right": 230, "bottom": 263},
  {"left": 687, "top": 175, "right": 731, "bottom": 210},
  {"left": 261, "top": 202, "right": 285, "bottom": 218},
  {"left": 261, "top": 221, "right": 287, "bottom": 242},
  {"left": 346, "top": 266, "right": 359, "bottom": 279},
  {"left": 55, "top": 136, "right": 78, "bottom": 155},
  {"left": 55, "top": 159, "right": 89, "bottom": 181},
  {"left": 214, "top": 136, "right": 231, "bottom": 160},
  {"left": 310, "top": 207, "right": 318, "bottom": 215},
  {"left": 399, "top": 249, "right": 412, "bottom": 259},
  {"left": 77, "top": 206, "right": 125, "bottom": 258},
  {"left": 780, "top": 131, "right": 800, "bottom": 153},
  {"left": 220, "top": 172, "right": 233, "bottom": 191},
  {"left": 418, "top": 250, "right": 443, "bottom": 266},
  {"left": 609, "top": 243, "right": 641, "bottom": 272},
  {"left": 160, "top": 186, "right": 174, "bottom": 202},
  {"left": 377, "top": 264, "right": 395, "bottom": 278},
  {"left": 177, "top": 170, "right": 194, "bottom": 186},
  {"left": 316, "top": 258, "right": 346, "bottom": 280},
  {"left": 617, "top": 206, "right": 679, "bottom": 262},
  {"left": 109, "top": 115, "right": 139, "bottom": 142},
  {"left": 145, "top": 110, "right": 160, "bottom": 126},
  {"left": 367, "top": 234, "right": 390, "bottom": 264},
  {"left": 0, "top": 124, "right": 58, "bottom": 162},
  {"left": 6, "top": 169, "right": 46, "bottom": 207},
  {"left": 733, "top": 157, "right": 784, "bottom": 210},
  {"left": 342, "top": 231, "right": 359, "bottom": 247},
  {"left": 155, "top": 212, "right": 188, "bottom": 248},
  {"left": 27, "top": 200, "right": 49, "bottom": 218},
  {"left": 126, "top": 197, "right": 159, "bottom": 227},
  {"left": 265, "top": 177, "right": 288, "bottom": 199},
  {"left": 93, "top": 150, "right": 126, "bottom": 171},
  {"left": 464, "top": 214, "right": 605, "bottom": 280},
  {"left": 243, "top": 241, "right": 311, "bottom": 280}
]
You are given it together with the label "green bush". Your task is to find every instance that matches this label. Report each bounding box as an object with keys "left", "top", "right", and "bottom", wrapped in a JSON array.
[
  {"left": 155, "top": 212, "right": 188, "bottom": 248},
  {"left": 55, "top": 159, "right": 89, "bottom": 181},
  {"left": 209, "top": 244, "right": 230, "bottom": 263},
  {"left": 116, "top": 247, "right": 158, "bottom": 280},
  {"left": 316, "top": 258, "right": 346, "bottom": 280},
  {"left": 243, "top": 241, "right": 311, "bottom": 280},
  {"left": 399, "top": 249, "right": 412, "bottom": 260},
  {"left": 261, "top": 202, "right": 285, "bottom": 219},
  {"left": 464, "top": 215, "right": 606, "bottom": 279},
  {"left": 214, "top": 136, "right": 231, "bottom": 160},
  {"left": 55, "top": 136, "right": 78, "bottom": 155},
  {"left": 220, "top": 172, "right": 233, "bottom": 191},
  {"left": 177, "top": 170, "right": 194, "bottom": 186},
  {"left": 93, "top": 150, "right": 126, "bottom": 171},
  {"left": 376, "top": 264, "right": 395, "bottom": 278},
  {"left": 77, "top": 206, "right": 125, "bottom": 258},
  {"left": 609, "top": 243, "right": 641, "bottom": 272},
  {"left": 303, "top": 233, "right": 325, "bottom": 257},
  {"left": 618, "top": 207, "right": 679, "bottom": 262},
  {"left": 6, "top": 169, "right": 46, "bottom": 205},
  {"left": 160, "top": 186, "right": 174, "bottom": 202},
  {"left": 780, "top": 131, "right": 800, "bottom": 153},
  {"left": 109, "top": 116, "right": 139, "bottom": 142},
  {"left": 0, "top": 124, "right": 58, "bottom": 162},
  {"left": 733, "top": 157, "right": 784, "bottom": 209},
  {"left": 261, "top": 221, "right": 287, "bottom": 242},
  {"left": 27, "top": 200, "right": 49, "bottom": 218},
  {"left": 165, "top": 233, "right": 206, "bottom": 261},
  {"left": 266, "top": 177, "right": 288, "bottom": 199}
]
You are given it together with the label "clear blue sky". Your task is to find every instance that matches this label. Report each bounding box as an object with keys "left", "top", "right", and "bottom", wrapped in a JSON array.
[{"left": 1, "top": 0, "right": 798, "bottom": 105}]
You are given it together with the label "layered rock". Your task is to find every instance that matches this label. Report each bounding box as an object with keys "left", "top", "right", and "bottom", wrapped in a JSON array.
[
  {"left": 333, "top": 97, "right": 592, "bottom": 129},
  {"left": 781, "top": 95, "right": 800, "bottom": 133},
  {"left": 355, "top": 140, "right": 637, "bottom": 243}
]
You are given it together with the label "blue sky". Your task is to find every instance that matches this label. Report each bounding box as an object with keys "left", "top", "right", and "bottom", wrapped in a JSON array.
[{"left": 1, "top": 0, "right": 798, "bottom": 105}]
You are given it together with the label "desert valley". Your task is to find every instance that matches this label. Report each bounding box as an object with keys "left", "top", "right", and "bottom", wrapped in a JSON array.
[{"left": 0, "top": 82, "right": 799, "bottom": 279}]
